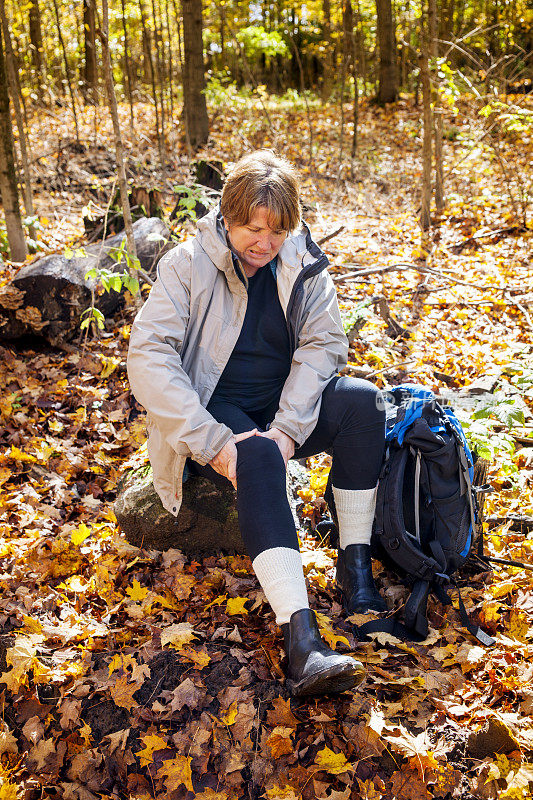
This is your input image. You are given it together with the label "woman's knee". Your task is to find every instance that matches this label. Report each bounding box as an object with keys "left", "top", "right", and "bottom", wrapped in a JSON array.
[
  {"left": 325, "top": 376, "right": 385, "bottom": 423},
  {"left": 236, "top": 434, "right": 285, "bottom": 472}
]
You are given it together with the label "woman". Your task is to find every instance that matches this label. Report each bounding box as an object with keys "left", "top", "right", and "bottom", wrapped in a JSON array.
[{"left": 127, "top": 151, "right": 386, "bottom": 697}]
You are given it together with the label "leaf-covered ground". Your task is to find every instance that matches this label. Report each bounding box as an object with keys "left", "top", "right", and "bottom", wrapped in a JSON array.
[{"left": 1, "top": 93, "right": 532, "bottom": 799}]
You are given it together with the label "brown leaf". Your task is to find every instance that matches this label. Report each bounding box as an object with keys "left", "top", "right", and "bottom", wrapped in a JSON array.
[
  {"left": 169, "top": 677, "right": 204, "bottom": 711},
  {"left": 390, "top": 769, "right": 431, "bottom": 800}
]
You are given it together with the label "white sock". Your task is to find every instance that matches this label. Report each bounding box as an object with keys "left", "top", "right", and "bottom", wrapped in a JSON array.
[
  {"left": 252, "top": 547, "right": 309, "bottom": 626},
  {"left": 331, "top": 485, "right": 378, "bottom": 549}
]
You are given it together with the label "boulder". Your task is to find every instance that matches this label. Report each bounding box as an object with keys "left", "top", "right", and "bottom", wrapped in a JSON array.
[
  {"left": 0, "top": 217, "right": 172, "bottom": 345},
  {"left": 114, "top": 460, "right": 310, "bottom": 555}
]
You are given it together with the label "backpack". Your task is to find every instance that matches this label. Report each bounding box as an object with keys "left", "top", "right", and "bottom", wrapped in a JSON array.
[{"left": 323, "top": 384, "right": 495, "bottom": 646}]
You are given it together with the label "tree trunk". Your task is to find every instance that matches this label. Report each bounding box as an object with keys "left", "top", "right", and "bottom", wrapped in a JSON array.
[
  {"left": 181, "top": 0, "right": 209, "bottom": 149},
  {"left": 321, "top": 0, "right": 334, "bottom": 101},
  {"left": 344, "top": 0, "right": 358, "bottom": 158},
  {"left": 82, "top": 0, "right": 98, "bottom": 104},
  {"left": 0, "top": 26, "right": 27, "bottom": 262},
  {"left": 99, "top": 0, "right": 140, "bottom": 306},
  {"left": 28, "top": 0, "right": 46, "bottom": 104},
  {"left": 0, "top": 0, "right": 34, "bottom": 236},
  {"left": 51, "top": 0, "right": 80, "bottom": 142},
  {"left": 419, "top": 13, "right": 432, "bottom": 231},
  {"left": 120, "top": 0, "right": 135, "bottom": 133},
  {"left": 139, "top": 0, "right": 163, "bottom": 163},
  {"left": 429, "top": 0, "right": 444, "bottom": 212},
  {"left": 376, "top": 0, "right": 398, "bottom": 103}
]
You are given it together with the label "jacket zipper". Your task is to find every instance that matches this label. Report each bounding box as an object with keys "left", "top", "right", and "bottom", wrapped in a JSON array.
[{"left": 285, "top": 254, "right": 330, "bottom": 354}]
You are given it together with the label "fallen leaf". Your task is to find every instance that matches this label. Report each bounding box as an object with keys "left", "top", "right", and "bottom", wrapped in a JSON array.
[
  {"left": 313, "top": 746, "right": 353, "bottom": 775},
  {"left": 136, "top": 733, "right": 169, "bottom": 767},
  {"left": 267, "top": 726, "right": 294, "bottom": 758},
  {"left": 226, "top": 596, "right": 249, "bottom": 616},
  {"left": 156, "top": 755, "right": 193, "bottom": 793}
]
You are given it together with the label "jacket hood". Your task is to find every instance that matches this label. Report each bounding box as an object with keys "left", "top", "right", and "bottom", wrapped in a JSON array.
[{"left": 195, "top": 206, "right": 326, "bottom": 279}]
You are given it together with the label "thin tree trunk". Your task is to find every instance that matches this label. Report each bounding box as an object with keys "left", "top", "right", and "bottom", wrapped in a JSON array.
[
  {"left": 290, "top": 34, "right": 313, "bottom": 168},
  {"left": 51, "top": 0, "right": 80, "bottom": 142},
  {"left": 139, "top": 0, "right": 163, "bottom": 163},
  {"left": 419, "top": 12, "right": 432, "bottom": 231},
  {"left": 429, "top": 0, "right": 444, "bottom": 211},
  {"left": 0, "top": 25, "right": 27, "bottom": 261},
  {"left": 0, "top": 0, "right": 34, "bottom": 235},
  {"left": 150, "top": 0, "right": 166, "bottom": 146},
  {"left": 83, "top": 0, "right": 98, "bottom": 104},
  {"left": 99, "top": 0, "right": 140, "bottom": 306},
  {"left": 338, "top": 2, "right": 349, "bottom": 174},
  {"left": 164, "top": 0, "right": 174, "bottom": 122},
  {"left": 28, "top": 0, "right": 46, "bottom": 104},
  {"left": 344, "top": 0, "right": 358, "bottom": 158},
  {"left": 376, "top": 0, "right": 398, "bottom": 103},
  {"left": 321, "top": 0, "right": 334, "bottom": 100},
  {"left": 181, "top": 0, "right": 209, "bottom": 149},
  {"left": 120, "top": 0, "right": 135, "bottom": 133}
]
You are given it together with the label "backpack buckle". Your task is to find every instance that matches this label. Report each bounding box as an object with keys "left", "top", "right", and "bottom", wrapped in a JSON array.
[{"left": 433, "top": 572, "right": 451, "bottom": 586}]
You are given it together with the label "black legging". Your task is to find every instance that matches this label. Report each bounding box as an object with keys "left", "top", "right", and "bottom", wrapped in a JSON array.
[{"left": 188, "top": 376, "right": 386, "bottom": 561}]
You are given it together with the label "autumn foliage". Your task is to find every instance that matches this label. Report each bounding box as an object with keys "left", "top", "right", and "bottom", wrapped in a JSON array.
[{"left": 0, "top": 90, "right": 532, "bottom": 799}]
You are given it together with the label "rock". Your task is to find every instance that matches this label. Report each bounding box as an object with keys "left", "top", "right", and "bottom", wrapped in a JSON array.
[
  {"left": 114, "top": 460, "right": 310, "bottom": 555},
  {"left": 0, "top": 217, "right": 171, "bottom": 345}
]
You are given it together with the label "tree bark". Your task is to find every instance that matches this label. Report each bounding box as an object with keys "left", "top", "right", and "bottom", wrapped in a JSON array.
[
  {"left": 429, "top": 0, "right": 444, "bottom": 212},
  {"left": 321, "top": 0, "right": 334, "bottom": 100},
  {"left": 419, "top": 13, "right": 432, "bottom": 231},
  {"left": 181, "top": 0, "right": 209, "bottom": 149},
  {"left": 99, "top": 0, "right": 139, "bottom": 304},
  {"left": 376, "top": 0, "right": 398, "bottom": 103},
  {"left": 82, "top": 0, "right": 98, "bottom": 104},
  {"left": 28, "top": 0, "right": 46, "bottom": 104},
  {"left": 139, "top": 0, "right": 163, "bottom": 163},
  {"left": 0, "top": 0, "right": 35, "bottom": 236},
  {"left": 120, "top": 0, "right": 135, "bottom": 133},
  {"left": 0, "top": 25, "right": 27, "bottom": 262},
  {"left": 51, "top": 0, "right": 80, "bottom": 142}
]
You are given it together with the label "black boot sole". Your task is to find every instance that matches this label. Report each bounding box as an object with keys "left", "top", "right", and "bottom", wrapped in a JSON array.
[{"left": 286, "top": 660, "right": 365, "bottom": 698}]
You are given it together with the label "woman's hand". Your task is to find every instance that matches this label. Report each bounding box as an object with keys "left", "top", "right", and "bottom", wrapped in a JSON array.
[
  {"left": 209, "top": 429, "right": 258, "bottom": 489},
  {"left": 257, "top": 427, "right": 295, "bottom": 467}
]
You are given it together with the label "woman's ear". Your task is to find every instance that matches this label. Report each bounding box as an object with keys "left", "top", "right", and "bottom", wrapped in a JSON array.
[{"left": 223, "top": 218, "right": 229, "bottom": 232}]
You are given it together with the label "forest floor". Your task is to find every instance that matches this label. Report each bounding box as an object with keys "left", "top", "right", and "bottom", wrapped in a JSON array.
[{"left": 0, "top": 91, "right": 532, "bottom": 800}]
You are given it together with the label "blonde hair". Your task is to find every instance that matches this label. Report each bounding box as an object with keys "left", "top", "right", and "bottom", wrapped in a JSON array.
[{"left": 220, "top": 150, "right": 301, "bottom": 232}]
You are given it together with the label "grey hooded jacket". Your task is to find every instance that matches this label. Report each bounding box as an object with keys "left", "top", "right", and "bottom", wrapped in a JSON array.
[{"left": 127, "top": 207, "right": 349, "bottom": 515}]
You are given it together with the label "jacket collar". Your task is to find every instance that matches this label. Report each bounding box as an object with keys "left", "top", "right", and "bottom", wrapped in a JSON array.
[{"left": 195, "top": 206, "right": 325, "bottom": 279}]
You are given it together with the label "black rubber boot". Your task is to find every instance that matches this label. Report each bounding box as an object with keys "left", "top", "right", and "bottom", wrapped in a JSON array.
[
  {"left": 281, "top": 608, "right": 365, "bottom": 697},
  {"left": 336, "top": 544, "right": 387, "bottom": 614}
]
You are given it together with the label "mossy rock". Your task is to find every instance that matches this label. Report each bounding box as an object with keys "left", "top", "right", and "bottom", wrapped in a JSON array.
[{"left": 114, "top": 461, "right": 310, "bottom": 555}]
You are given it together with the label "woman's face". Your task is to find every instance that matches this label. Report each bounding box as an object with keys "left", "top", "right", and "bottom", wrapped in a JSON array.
[{"left": 225, "top": 206, "right": 288, "bottom": 272}]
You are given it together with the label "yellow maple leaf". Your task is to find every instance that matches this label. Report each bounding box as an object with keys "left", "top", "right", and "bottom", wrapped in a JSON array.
[
  {"left": 221, "top": 701, "right": 239, "bottom": 726},
  {"left": 193, "top": 790, "right": 229, "bottom": 800},
  {"left": 0, "top": 781, "right": 18, "bottom": 800},
  {"left": 109, "top": 674, "right": 138, "bottom": 710},
  {"left": 314, "top": 746, "right": 353, "bottom": 775},
  {"left": 21, "top": 616, "right": 43, "bottom": 635},
  {"left": 314, "top": 611, "right": 349, "bottom": 650},
  {"left": 126, "top": 579, "right": 149, "bottom": 602},
  {"left": 99, "top": 355, "right": 121, "bottom": 379},
  {"left": 0, "top": 634, "right": 42, "bottom": 692},
  {"left": 8, "top": 446, "right": 36, "bottom": 463},
  {"left": 267, "top": 726, "right": 294, "bottom": 758},
  {"left": 179, "top": 646, "right": 211, "bottom": 670},
  {"left": 156, "top": 755, "right": 193, "bottom": 793},
  {"left": 136, "top": 733, "right": 169, "bottom": 767},
  {"left": 226, "top": 596, "right": 249, "bottom": 616},
  {"left": 71, "top": 523, "right": 91, "bottom": 546},
  {"left": 78, "top": 721, "right": 92, "bottom": 747},
  {"left": 265, "top": 785, "right": 301, "bottom": 800},
  {"left": 108, "top": 653, "right": 136, "bottom": 676},
  {"left": 160, "top": 622, "right": 197, "bottom": 650}
]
